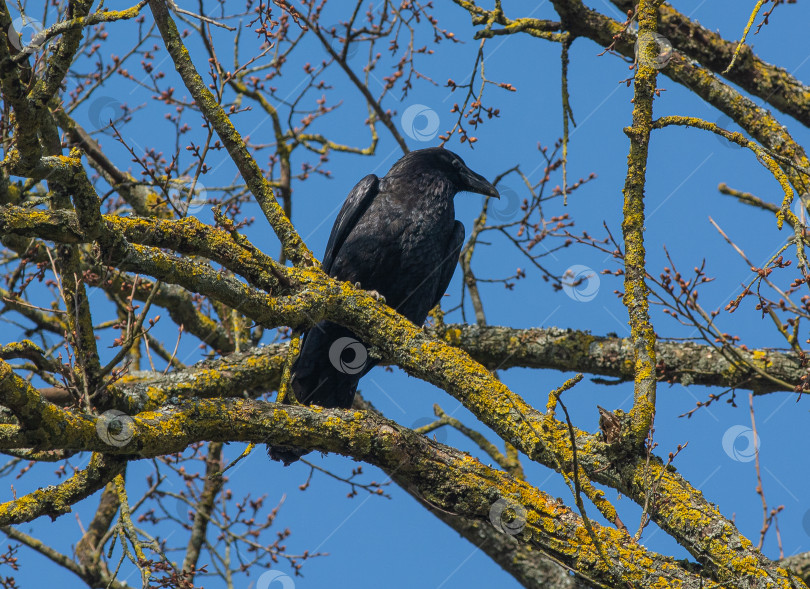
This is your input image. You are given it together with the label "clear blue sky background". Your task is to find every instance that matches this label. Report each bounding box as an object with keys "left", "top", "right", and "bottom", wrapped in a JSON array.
[{"left": 4, "top": 1, "right": 810, "bottom": 588}]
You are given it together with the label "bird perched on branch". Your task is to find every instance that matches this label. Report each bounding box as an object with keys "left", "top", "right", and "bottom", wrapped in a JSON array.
[{"left": 269, "top": 147, "right": 499, "bottom": 464}]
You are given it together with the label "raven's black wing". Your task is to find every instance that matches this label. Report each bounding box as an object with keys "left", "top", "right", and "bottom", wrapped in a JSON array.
[
  {"left": 429, "top": 220, "right": 465, "bottom": 310},
  {"left": 289, "top": 178, "right": 383, "bottom": 407},
  {"left": 321, "top": 174, "right": 379, "bottom": 275}
]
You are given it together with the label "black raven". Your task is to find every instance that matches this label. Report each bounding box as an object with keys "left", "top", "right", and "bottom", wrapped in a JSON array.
[{"left": 269, "top": 147, "right": 498, "bottom": 464}]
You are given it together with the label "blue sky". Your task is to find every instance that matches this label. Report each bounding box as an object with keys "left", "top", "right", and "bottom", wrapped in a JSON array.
[{"left": 4, "top": 1, "right": 810, "bottom": 588}]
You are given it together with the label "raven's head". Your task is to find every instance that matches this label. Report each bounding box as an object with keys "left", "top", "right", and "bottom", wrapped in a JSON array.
[{"left": 385, "top": 147, "right": 500, "bottom": 200}]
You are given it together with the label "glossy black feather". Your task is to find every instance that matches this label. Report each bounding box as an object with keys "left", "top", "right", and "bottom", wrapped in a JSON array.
[
  {"left": 321, "top": 174, "right": 379, "bottom": 274},
  {"left": 269, "top": 148, "right": 498, "bottom": 464}
]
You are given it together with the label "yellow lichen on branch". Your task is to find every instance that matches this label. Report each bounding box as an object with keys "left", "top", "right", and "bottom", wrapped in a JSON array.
[
  {"left": 0, "top": 453, "right": 125, "bottom": 526},
  {"left": 723, "top": 0, "right": 768, "bottom": 74},
  {"left": 621, "top": 0, "right": 659, "bottom": 442},
  {"left": 147, "top": 0, "right": 314, "bottom": 267},
  {"left": 652, "top": 115, "right": 808, "bottom": 270}
]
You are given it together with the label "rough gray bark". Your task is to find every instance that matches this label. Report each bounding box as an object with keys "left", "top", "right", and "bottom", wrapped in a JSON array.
[{"left": 83, "top": 325, "right": 803, "bottom": 417}]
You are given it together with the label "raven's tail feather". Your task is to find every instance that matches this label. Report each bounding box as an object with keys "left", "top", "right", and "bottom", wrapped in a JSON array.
[
  {"left": 291, "top": 321, "right": 373, "bottom": 408},
  {"left": 267, "top": 444, "right": 310, "bottom": 466},
  {"left": 267, "top": 321, "right": 375, "bottom": 465}
]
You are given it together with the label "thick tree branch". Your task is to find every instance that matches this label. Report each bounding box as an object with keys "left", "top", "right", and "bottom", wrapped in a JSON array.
[
  {"left": 353, "top": 395, "right": 589, "bottom": 589},
  {"left": 0, "top": 452, "right": 125, "bottom": 526},
  {"left": 620, "top": 0, "right": 658, "bottom": 442},
  {"left": 181, "top": 441, "right": 223, "bottom": 577},
  {"left": 147, "top": 0, "right": 313, "bottom": 266},
  {"left": 0, "top": 395, "right": 788, "bottom": 589},
  {"left": 75, "top": 482, "right": 122, "bottom": 587},
  {"left": 611, "top": 0, "right": 810, "bottom": 129},
  {"left": 54, "top": 324, "right": 801, "bottom": 420}
]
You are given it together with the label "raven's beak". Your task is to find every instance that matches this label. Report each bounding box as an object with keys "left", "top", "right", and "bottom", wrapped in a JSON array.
[{"left": 460, "top": 167, "right": 500, "bottom": 199}]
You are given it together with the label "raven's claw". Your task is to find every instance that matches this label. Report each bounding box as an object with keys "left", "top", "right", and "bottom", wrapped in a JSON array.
[
  {"left": 367, "top": 290, "right": 385, "bottom": 304},
  {"left": 353, "top": 282, "right": 386, "bottom": 304}
]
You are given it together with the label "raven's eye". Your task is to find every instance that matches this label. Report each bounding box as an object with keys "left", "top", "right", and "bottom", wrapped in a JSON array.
[{"left": 451, "top": 158, "right": 462, "bottom": 169}]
